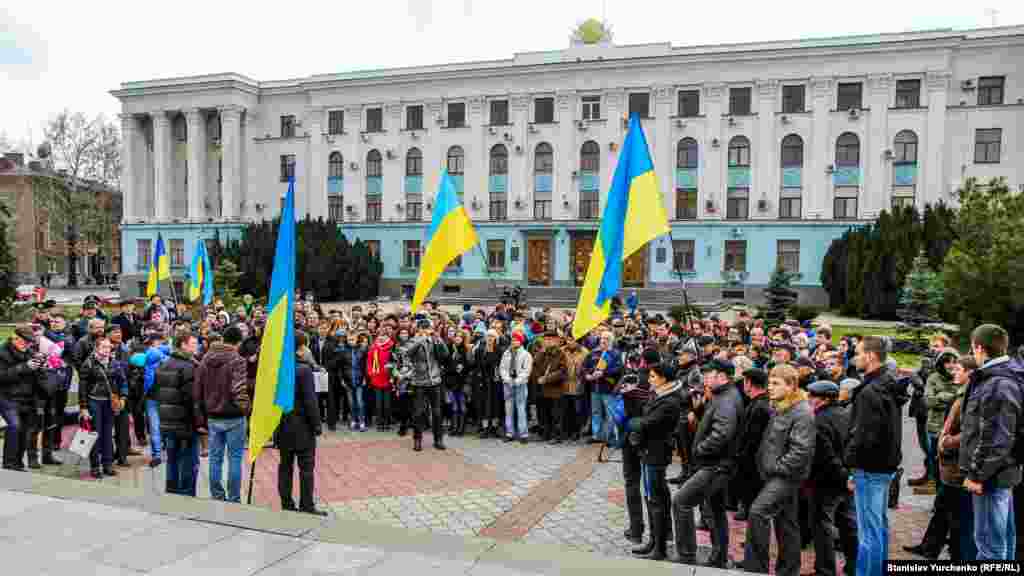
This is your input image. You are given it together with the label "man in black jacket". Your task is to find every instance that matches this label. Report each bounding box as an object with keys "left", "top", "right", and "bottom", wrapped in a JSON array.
[
  {"left": 626, "top": 362, "right": 684, "bottom": 562},
  {"left": 0, "top": 326, "right": 46, "bottom": 470},
  {"left": 735, "top": 367, "right": 772, "bottom": 521},
  {"left": 156, "top": 331, "right": 199, "bottom": 496},
  {"left": 807, "top": 380, "right": 857, "bottom": 576},
  {"left": 277, "top": 331, "right": 327, "bottom": 516},
  {"left": 846, "top": 335, "right": 902, "bottom": 576},
  {"left": 671, "top": 358, "right": 743, "bottom": 568},
  {"left": 743, "top": 364, "right": 815, "bottom": 576}
]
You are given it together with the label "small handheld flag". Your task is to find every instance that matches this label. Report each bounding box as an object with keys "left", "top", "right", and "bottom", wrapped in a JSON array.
[
  {"left": 410, "top": 170, "right": 479, "bottom": 312},
  {"left": 146, "top": 235, "right": 171, "bottom": 297},
  {"left": 572, "top": 114, "right": 670, "bottom": 340}
]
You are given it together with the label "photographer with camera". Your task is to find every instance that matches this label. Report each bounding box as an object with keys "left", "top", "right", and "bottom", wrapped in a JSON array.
[
  {"left": 0, "top": 325, "right": 47, "bottom": 471},
  {"left": 400, "top": 314, "right": 450, "bottom": 452}
]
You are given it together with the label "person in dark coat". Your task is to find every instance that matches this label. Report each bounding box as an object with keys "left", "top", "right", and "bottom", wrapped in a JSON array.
[
  {"left": 277, "top": 331, "right": 326, "bottom": 516},
  {"left": 626, "top": 362, "right": 683, "bottom": 562},
  {"left": 156, "top": 331, "right": 199, "bottom": 496},
  {"left": 743, "top": 364, "right": 815, "bottom": 576},
  {"left": 78, "top": 336, "right": 128, "bottom": 478},
  {"left": 806, "top": 380, "right": 857, "bottom": 576},
  {"left": 0, "top": 326, "right": 47, "bottom": 470},
  {"left": 672, "top": 358, "right": 743, "bottom": 568},
  {"left": 621, "top": 347, "right": 657, "bottom": 545},
  {"left": 735, "top": 367, "right": 772, "bottom": 521}
]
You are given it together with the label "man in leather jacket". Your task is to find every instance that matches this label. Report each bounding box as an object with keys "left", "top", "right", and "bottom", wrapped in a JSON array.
[
  {"left": 400, "top": 316, "right": 450, "bottom": 452},
  {"left": 0, "top": 326, "right": 47, "bottom": 470},
  {"left": 671, "top": 358, "right": 743, "bottom": 568}
]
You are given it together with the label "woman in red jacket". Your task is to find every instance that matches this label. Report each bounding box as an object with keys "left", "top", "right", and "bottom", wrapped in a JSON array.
[{"left": 366, "top": 332, "right": 394, "bottom": 431}]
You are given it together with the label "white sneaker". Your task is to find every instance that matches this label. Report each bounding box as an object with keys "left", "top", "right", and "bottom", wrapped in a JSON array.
[
  {"left": 359, "top": 422, "right": 367, "bottom": 432},
  {"left": 350, "top": 421, "right": 357, "bottom": 430}
]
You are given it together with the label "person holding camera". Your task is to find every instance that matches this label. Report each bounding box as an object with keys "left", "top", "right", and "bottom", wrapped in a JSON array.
[
  {"left": 625, "top": 362, "right": 684, "bottom": 561},
  {"left": 500, "top": 331, "right": 533, "bottom": 443},
  {"left": 0, "top": 326, "right": 47, "bottom": 471},
  {"left": 401, "top": 315, "right": 450, "bottom": 452}
]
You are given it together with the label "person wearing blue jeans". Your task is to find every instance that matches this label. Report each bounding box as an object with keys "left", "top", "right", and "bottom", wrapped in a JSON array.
[
  {"left": 581, "top": 332, "right": 622, "bottom": 447},
  {"left": 499, "top": 332, "right": 533, "bottom": 442},
  {"left": 591, "top": 392, "right": 621, "bottom": 447},
  {"left": 504, "top": 381, "right": 528, "bottom": 440},
  {"left": 846, "top": 337, "right": 903, "bottom": 576},
  {"left": 959, "top": 324, "right": 1023, "bottom": 561},
  {"left": 145, "top": 398, "right": 162, "bottom": 463},
  {"left": 164, "top": 432, "right": 199, "bottom": 496},
  {"left": 208, "top": 417, "right": 247, "bottom": 502}
]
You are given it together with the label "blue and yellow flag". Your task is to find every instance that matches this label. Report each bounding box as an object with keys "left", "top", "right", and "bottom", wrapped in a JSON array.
[
  {"left": 186, "top": 239, "right": 214, "bottom": 305},
  {"left": 248, "top": 179, "right": 297, "bottom": 463},
  {"left": 572, "top": 114, "right": 670, "bottom": 340},
  {"left": 410, "top": 170, "right": 479, "bottom": 313},
  {"left": 145, "top": 234, "right": 171, "bottom": 297}
]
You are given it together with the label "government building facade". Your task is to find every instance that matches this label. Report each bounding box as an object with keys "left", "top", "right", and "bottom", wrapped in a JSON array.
[{"left": 112, "top": 25, "right": 1024, "bottom": 304}]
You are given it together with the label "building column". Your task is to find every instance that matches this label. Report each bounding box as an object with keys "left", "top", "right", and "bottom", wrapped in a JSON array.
[
  {"left": 509, "top": 94, "right": 530, "bottom": 221},
  {"left": 756, "top": 80, "right": 778, "bottom": 219},
  {"left": 701, "top": 84, "right": 724, "bottom": 219},
  {"left": 305, "top": 107, "right": 325, "bottom": 220},
  {"left": 866, "top": 74, "right": 892, "bottom": 218},
  {"left": 119, "top": 113, "right": 137, "bottom": 221},
  {"left": 809, "top": 77, "right": 833, "bottom": 219},
  {"left": 654, "top": 85, "right": 673, "bottom": 221},
  {"left": 185, "top": 108, "right": 207, "bottom": 220},
  {"left": 556, "top": 90, "right": 575, "bottom": 221},
  {"left": 220, "top": 105, "right": 243, "bottom": 219},
  {"left": 924, "top": 71, "right": 951, "bottom": 207},
  {"left": 151, "top": 111, "right": 171, "bottom": 221},
  {"left": 467, "top": 96, "right": 486, "bottom": 220}
]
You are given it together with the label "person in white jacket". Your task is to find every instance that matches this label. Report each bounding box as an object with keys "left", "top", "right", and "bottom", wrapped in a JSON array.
[{"left": 500, "top": 331, "right": 533, "bottom": 443}]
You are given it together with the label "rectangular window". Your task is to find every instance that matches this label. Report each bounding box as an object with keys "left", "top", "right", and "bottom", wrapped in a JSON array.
[
  {"left": 895, "top": 79, "right": 921, "bottom": 108},
  {"left": 726, "top": 190, "right": 749, "bottom": 220},
  {"left": 328, "top": 110, "right": 344, "bottom": 134},
  {"left": 406, "top": 197, "right": 422, "bottom": 221},
  {"left": 678, "top": 90, "right": 700, "bottom": 117},
  {"left": 581, "top": 96, "right": 601, "bottom": 121},
  {"left": 487, "top": 239, "right": 506, "bottom": 271},
  {"left": 672, "top": 240, "right": 695, "bottom": 272},
  {"left": 406, "top": 105, "right": 423, "bottom": 130},
  {"left": 169, "top": 239, "right": 184, "bottom": 268},
  {"left": 489, "top": 195, "right": 507, "bottom": 221},
  {"left": 675, "top": 189, "right": 697, "bottom": 220},
  {"left": 280, "top": 115, "right": 296, "bottom": 138},
  {"left": 729, "top": 87, "right": 752, "bottom": 115},
  {"left": 534, "top": 97, "right": 555, "bottom": 123},
  {"left": 834, "top": 196, "right": 858, "bottom": 219},
  {"left": 490, "top": 99, "right": 509, "bottom": 125},
  {"left": 777, "top": 240, "right": 800, "bottom": 273},
  {"left": 510, "top": 246, "right": 519, "bottom": 263},
  {"left": 724, "top": 240, "right": 747, "bottom": 272},
  {"left": 447, "top": 102, "right": 466, "bottom": 128},
  {"left": 328, "top": 196, "right": 344, "bottom": 222},
  {"left": 366, "top": 199, "right": 382, "bottom": 222},
  {"left": 837, "top": 82, "right": 863, "bottom": 111},
  {"left": 782, "top": 85, "right": 805, "bottom": 113},
  {"left": 628, "top": 93, "right": 650, "bottom": 118},
  {"left": 978, "top": 76, "right": 1005, "bottom": 106},
  {"left": 366, "top": 240, "right": 380, "bottom": 259},
  {"left": 579, "top": 192, "right": 599, "bottom": 220},
  {"left": 779, "top": 197, "right": 802, "bottom": 220},
  {"left": 892, "top": 195, "right": 915, "bottom": 211},
  {"left": 136, "top": 239, "right": 151, "bottom": 271},
  {"left": 279, "top": 154, "right": 295, "bottom": 182},
  {"left": 365, "top": 107, "right": 383, "bottom": 132},
  {"left": 975, "top": 128, "right": 1002, "bottom": 163},
  {"left": 534, "top": 200, "right": 552, "bottom": 220},
  {"left": 403, "top": 240, "right": 421, "bottom": 269}
]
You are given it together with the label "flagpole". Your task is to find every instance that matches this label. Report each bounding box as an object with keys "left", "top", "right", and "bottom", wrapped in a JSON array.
[
  {"left": 667, "top": 229, "right": 695, "bottom": 331},
  {"left": 247, "top": 460, "right": 257, "bottom": 505},
  {"left": 474, "top": 241, "right": 499, "bottom": 295}
]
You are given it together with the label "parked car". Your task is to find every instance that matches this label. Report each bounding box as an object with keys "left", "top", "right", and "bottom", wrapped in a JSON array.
[{"left": 15, "top": 285, "right": 41, "bottom": 302}]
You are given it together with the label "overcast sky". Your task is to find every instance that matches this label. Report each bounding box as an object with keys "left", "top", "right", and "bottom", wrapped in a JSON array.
[{"left": 2, "top": 0, "right": 1022, "bottom": 149}]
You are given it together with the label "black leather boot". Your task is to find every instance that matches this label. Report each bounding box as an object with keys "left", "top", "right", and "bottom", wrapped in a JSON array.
[
  {"left": 624, "top": 483, "right": 644, "bottom": 544},
  {"left": 631, "top": 502, "right": 656, "bottom": 556},
  {"left": 413, "top": 436, "right": 423, "bottom": 452},
  {"left": 647, "top": 503, "right": 668, "bottom": 561}
]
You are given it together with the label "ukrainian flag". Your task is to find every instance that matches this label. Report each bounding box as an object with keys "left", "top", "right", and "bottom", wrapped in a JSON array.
[
  {"left": 248, "top": 179, "right": 297, "bottom": 463},
  {"left": 572, "top": 114, "right": 670, "bottom": 340},
  {"left": 145, "top": 234, "right": 171, "bottom": 297},
  {"left": 410, "top": 169, "right": 479, "bottom": 313},
  {"left": 186, "top": 239, "right": 214, "bottom": 305}
]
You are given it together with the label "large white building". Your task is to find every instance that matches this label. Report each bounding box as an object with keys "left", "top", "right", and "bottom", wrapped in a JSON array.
[{"left": 112, "top": 24, "right": 1024, "bottom": 303}]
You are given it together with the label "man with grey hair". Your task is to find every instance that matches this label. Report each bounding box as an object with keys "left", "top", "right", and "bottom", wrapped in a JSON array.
[{"left": 581, "top": 330, "right": 623, "bottom": 447}]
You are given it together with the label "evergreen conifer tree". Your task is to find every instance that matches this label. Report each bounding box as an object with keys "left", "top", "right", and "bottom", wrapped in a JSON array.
[{"left": 763, "top": 267, "right": 799, "bottom": 328}]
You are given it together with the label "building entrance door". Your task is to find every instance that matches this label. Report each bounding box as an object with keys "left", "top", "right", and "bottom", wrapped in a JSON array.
[
  {"left": 526, "top": 238, "right": 552, "bottom": 286},
  {"left": 571, "top": 235, "right": 595, "bottom": 286},
  {"left": 622, "top": 248, "right": 647, "bottom": 287}
]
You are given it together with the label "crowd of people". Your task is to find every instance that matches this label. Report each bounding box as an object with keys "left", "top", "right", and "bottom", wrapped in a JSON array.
[{"left": 1, "top": 291, "right": 1023, "bottom": 575}]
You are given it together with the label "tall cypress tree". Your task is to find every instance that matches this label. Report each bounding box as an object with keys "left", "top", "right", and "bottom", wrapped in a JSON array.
[{"left": 763, "top": 267, "right": 799, "bottom": 328}]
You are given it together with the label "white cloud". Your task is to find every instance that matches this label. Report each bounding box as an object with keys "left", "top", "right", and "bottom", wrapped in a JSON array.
[{"left": 1, "top": 0, "right": 1021, "bottom": 144}]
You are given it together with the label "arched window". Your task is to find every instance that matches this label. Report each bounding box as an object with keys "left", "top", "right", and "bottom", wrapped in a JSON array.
[
  {"left": 446, "top": 145, "right": 464, "bottom": 175},
  {"left": 489, "top": 144, "right": 508, "bottom": 221},
  {"left": 780, "top": 134, "right": 803, "bottom": 167},
  {"left": 328, "top": 152, "right": 344, "bottom": 178},
  {"left": 779, "top": 135, "right": 803, "bottom": 220},
  {"left": 728, "top": 136, "right": 750, "bottom": 167},
  {"left": 366, "top": 149, "right": 382, "bottom": 177},
  {"left": 677, "top": 138, "right": 698, "bottom": 169},
  {"left": 405, "top": 147, "right": 422, "bottom": 176},
  {"left": 489, "top": 144, "right": 508, "bottom": 175},
  {"left": 894, "top": 130, "right": 918, "bottom": 164},
  {"left": 365, "top": 149, "right": 382, "bottom": 222},
  {"left": 580, "top": 141, "right": 600, "bottom": 172},
  {"left": 534, "top": 143, "right": 553, "bottom": 220},
  {"left": 892, "top": 130, "right": 918, "bottom": 210},
  {"left": 835, "top": 133, "right": 860, "bottom": 166}
]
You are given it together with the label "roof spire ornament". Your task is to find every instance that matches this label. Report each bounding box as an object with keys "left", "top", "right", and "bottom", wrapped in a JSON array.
[{"left": 570, "top": 18, "right": 613, "bottom": 46}]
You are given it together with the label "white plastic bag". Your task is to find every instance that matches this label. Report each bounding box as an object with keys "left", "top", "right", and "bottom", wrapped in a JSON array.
[
  {"left": 69, "top": 425, "right": 98, "bottom": 460},
  {"left": 314, "top": 370, "right": 329, "bottom": 394}
]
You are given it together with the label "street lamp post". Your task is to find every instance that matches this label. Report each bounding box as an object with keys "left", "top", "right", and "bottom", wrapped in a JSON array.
[{"left": 66, "top": 223, "right": 79, "bottom": 288}]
